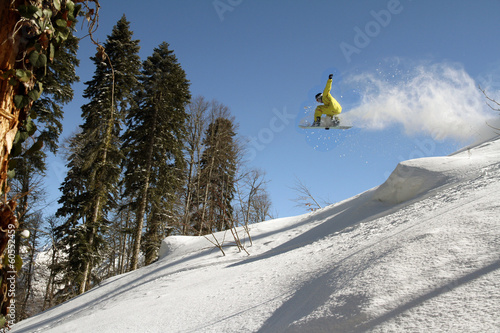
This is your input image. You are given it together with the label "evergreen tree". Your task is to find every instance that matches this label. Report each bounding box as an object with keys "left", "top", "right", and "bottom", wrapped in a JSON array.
[
  {"left": 32, "top": 34, "right": 80, "bottom": 154},
  {"left": 9, "top": 33, "right": 80, "bottom": 311},
  {"left": 196, "top": 116, "right": 238, "bottom": 234},
  {"left": 56, "top": 16, "right": 141, "bottom": 294},
  {"left": 142, "top": 192, "right": 173, "bottom": 264},
  {"left": 122, "top": 42, "right": 190, "bottom": 269},
  {"left": 11, "top": 31, "right": 79, "bottom": 227},
  {"left": 54, "top": 132, "right": 93, "bottom": 299}
]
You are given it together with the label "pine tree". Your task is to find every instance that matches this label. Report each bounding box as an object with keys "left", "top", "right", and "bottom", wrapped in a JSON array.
[
  {"left": 54, "top": 132, "right": 93, "bottom": 299},
  {"left": 56, "top": 16, "right": 141, "bottom": 294},
  {"left": 0, "top": 2, "right": 100, "bottom": 325},
  {"left": 8, "top": 33, "right": 80, "bottom": 314},
  {"left": 11, "top": 31, "right": 79, "bottom": 247},
  {"left": 32, "top": 34, "right": 80, "bottom": 154},
  {"left": 196, "top": 116, "right": 238, "bottom": 234},
  {"left": 122, "top": 42, "right": 190, "bottom": 269}
]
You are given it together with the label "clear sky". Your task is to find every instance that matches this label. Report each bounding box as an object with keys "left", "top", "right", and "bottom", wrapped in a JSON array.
[{"left": 44, "top": 0, "right": 500, "bottom": 219}]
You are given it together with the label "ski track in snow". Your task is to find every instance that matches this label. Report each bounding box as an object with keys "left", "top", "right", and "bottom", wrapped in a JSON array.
[{"left": 12, "top": 137, "right": 500, "bottom": 333}]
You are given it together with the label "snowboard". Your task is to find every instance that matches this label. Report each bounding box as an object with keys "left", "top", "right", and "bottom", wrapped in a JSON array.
[{"left": 299, "top": 123, "right": 352, "bottom": 130}]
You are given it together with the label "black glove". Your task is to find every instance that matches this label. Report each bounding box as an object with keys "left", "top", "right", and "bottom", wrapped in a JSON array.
[{"left": 329, "top": 74, "right": 333, "bottom": 80}]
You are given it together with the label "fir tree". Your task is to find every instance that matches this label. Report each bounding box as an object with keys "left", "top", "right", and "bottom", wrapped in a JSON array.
[
  {"left": 32, "top": 34, "right": 80, "bottom": 154},
  {"left": 9, "top": 32, "right": 79, "bottom": 246},
  {"left": 9, "top": 34, "right": 80, "bottom": 309},
  {"left": 54, "top": 132, "right": 92, "bottom": 298},
  {"left": 196, "top": 116, "right": 238, "bottom": 234},
  {"left": 122, "top": 42, "right": 190, "bottom": 269},
  {"left": 56, "top": 16, "right": 141, "bottom": 294}
]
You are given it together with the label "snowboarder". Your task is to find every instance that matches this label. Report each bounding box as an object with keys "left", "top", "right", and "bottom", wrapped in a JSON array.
[{"left": 313, "top": 74, "right": 342, "bottom": 126}]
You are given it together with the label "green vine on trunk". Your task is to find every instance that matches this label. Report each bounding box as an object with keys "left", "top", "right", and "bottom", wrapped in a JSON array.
[
  {"left": 0, "top": 0, "right": 93, "bottom": 180},
  {"left": 0, "top": 0, "right": 101, "bottom": 328}
]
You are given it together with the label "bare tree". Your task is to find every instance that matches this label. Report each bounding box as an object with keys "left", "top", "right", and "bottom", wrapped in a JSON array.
[
  {"left": 182, "top": 96, "right": 210, "bottom": 234},
  {"left": 480, "top": 86, "right": 500, "bottom": 112},
  {"left": 235, "top": 168, "right": 272, "bottom": 245},
  {"left": 252, "top": 191, "right": 273, "bottom": 222},
  {"left": 290, "top": 176, "right": 324, "bottom": 212},
  {"left": 17, "top": 212, "right": 42, "bottom": 320},
  {"left": 181, "top": 98, "right": 274, "bottom": 255},
  {"left": 43, "top": 215, "right": 63, "bottom": 311},
  {"left": 480, "top": 86, "right": 500, "bottom": 133}
]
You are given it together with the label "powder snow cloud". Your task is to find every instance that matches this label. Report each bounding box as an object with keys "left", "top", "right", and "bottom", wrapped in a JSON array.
[{"left": 343, "top": 62, "right": 499, "bottom": 142}]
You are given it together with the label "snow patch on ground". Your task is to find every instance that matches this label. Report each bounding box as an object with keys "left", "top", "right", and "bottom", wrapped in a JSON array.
[{"left": 158, "top": 235, "right": 210, "bottom": 260}]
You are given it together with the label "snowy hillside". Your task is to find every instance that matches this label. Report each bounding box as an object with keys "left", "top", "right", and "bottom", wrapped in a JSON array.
[{"left": 13, "top": 137, "right": 500, "bottom": 332}]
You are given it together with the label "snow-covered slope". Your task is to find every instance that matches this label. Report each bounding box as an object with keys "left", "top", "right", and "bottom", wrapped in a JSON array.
[{"left": 13, "top": 137, "right": 500, "bottom": 333}]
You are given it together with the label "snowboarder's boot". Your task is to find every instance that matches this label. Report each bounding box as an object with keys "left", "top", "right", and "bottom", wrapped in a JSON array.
[
  {"left": 329, "top": 115, "right": 340, "bottom": 126},
  {"left": 312, "top": 116, "right": 321, "bottom": 127}
]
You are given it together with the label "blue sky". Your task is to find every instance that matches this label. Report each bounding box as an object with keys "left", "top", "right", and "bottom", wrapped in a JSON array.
[{"left": 44, "top": 0, "right": 500, "bottom": 219}]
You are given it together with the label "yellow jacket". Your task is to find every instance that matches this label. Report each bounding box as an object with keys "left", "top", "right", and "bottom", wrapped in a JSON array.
[{"left": 314, "top": 78, "right": 342, "bottom": 117}]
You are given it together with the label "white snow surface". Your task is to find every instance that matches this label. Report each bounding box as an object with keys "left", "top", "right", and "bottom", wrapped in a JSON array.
[{"left": 13, "top": 137, "right": 500, "bottom": 333}]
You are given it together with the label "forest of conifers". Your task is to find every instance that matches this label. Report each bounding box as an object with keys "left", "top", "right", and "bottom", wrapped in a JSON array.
[{"left": 2, "top": 9, "right": 272, "bottom": 322}]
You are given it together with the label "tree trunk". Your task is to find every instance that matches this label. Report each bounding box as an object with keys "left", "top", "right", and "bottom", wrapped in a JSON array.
[
  {"left": 129, "top": 102, "right": 158, "bottom": 271},
  {"left": 80, "top": 61, "right": 115, "bottom": 292},
  {"left": 0, "top": 2, "right": 24, "bottom": 326},
  {"left": 182, "top": 157, "right": 194, "bottom": 235},
  {"left": 0, "top": 1, "right": 23, "bottom": 191},
  {"left": 129, "top": 162, "right": 151, "bottom": 271},
  {"left": 43, "top": 243, "right": 58, "bottom": 310},
  {"left": 79, "top": 207, "right": 98, "bottom": 294}
]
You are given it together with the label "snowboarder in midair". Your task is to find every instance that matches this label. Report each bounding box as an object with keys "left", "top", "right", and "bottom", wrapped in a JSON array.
[{"left": 313, "top": 74, "right": 342, "bottom": 126}]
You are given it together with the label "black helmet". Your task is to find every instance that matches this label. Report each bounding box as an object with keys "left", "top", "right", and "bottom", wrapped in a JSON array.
[{"left": 315, "top": 93, "right": 323, "bottom": 102}]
